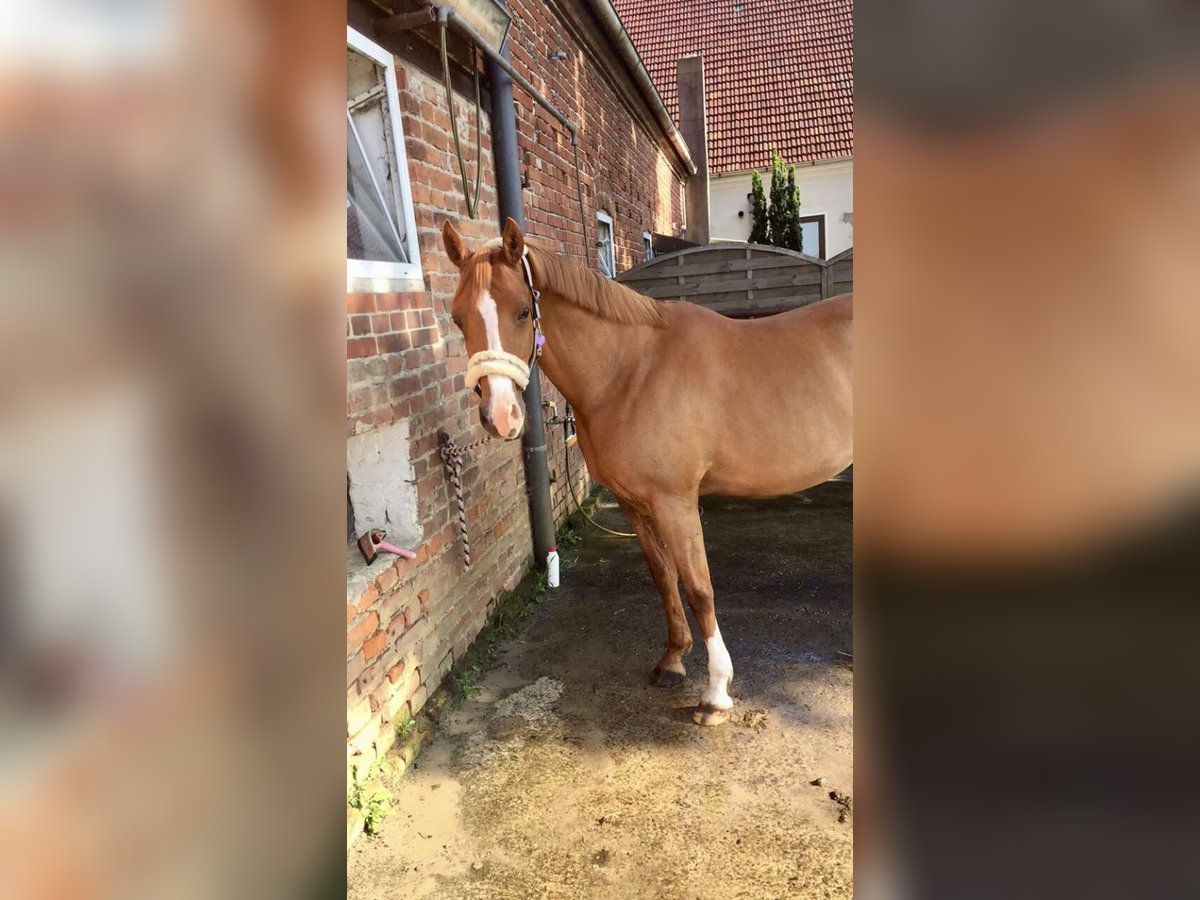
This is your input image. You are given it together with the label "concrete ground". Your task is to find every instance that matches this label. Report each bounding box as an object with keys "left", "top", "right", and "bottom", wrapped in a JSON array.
[{"left": 349, "top": 482, "right": 852, "bottom": 899}]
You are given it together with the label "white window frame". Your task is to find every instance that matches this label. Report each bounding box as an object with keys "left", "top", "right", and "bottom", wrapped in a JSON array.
[
  {"left": 596, "top": 210, "right": 615, "bottom": 278},
  {"left": 347, "top": 27, "right": 423, "bottom": 293},
  {"left": 642, "top": 231, "right": 653, "bottom": 262}
]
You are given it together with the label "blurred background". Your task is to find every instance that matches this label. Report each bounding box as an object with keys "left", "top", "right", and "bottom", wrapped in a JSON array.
[
  {"left": 0, "top": 0, "right": 1197, "bottom": 897},
  {"left": 0, "top": 0, "right": 345, "bottom": 896},
  {"left": 856, "top": 0, "right": 1200, "bottom": 897}
]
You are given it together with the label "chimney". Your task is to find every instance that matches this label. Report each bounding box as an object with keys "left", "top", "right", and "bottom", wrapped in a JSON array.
[{"left": 676, "top": 55, "right": 710, "bottom": 245}]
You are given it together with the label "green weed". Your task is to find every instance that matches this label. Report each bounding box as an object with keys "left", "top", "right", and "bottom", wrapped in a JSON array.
[
  {"left": 349, "top": 759, "right": 393, "bottom": 836},
  {"left": 395, "top": 710, "right": 415, "bottom": 742},
  {"left": 452, "top": 662, "right": 483, "bottom": 700},
  {"left": 530, "top": 569, "right": 551, "bottom": 603},
  {"left": 361, "top": 786, "right": 391, "bottom": 834}
]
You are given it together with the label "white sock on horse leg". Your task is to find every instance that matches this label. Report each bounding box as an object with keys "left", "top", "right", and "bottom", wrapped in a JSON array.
[{"left": 702, "top": 623, "right": 734, "bottom": 709}]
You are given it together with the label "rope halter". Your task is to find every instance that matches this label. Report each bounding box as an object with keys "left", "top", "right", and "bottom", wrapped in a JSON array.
[{"left": 463, "top": 248, "right": 544, "bottom": 394}]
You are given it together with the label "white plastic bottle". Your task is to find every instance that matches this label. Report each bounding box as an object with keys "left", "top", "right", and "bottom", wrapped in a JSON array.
[{"left": 547, "top": 546, "right": 560, "bottom": 588}]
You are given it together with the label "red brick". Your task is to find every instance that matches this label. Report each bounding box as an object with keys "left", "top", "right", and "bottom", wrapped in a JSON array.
[
  {"left": 416, "top": 327, "right": 441, "bottom": 347},
  {"left": 379, "top": 333, "right": 407, "bottom": 355},
  {"left": 347, "top": 337, "right": 377, "bottom": 358},
  {"left": 386, "top": 659, "right": 407, "bottom": 684},
  {"left": 363, "top": 630, "right": 388, "bottom": 661},
  {"left": 347, "top": 612, "right": 379, "bottom": 650},
  {"left": 375, "top": 567, "right": 398, "bottom": 595},
  {"left": 347, "top": 387, "right": 373, "bottom": 414},
  {"left": 354, "top": 584, "right": 380, "bottom": 614}
]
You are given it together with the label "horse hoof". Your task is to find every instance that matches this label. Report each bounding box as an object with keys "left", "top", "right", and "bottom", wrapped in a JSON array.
[
  {"left": 651, "top": 666, "right": 685, "bottom": 687},
  {"left": 693, "top": 702, "right": 731, "bottom": 726}
]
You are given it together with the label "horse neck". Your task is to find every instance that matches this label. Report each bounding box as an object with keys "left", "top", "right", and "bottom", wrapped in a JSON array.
[{"left": 535, "top": 292, "right": 651, "bottom": 414}]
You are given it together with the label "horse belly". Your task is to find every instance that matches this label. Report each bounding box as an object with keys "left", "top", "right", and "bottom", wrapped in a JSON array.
[
  {"left": 700, "top": 444, "right": 851, "bottom": 497},
  {"left": 701, "top": 372, "right": 852, "bottom": 497}
]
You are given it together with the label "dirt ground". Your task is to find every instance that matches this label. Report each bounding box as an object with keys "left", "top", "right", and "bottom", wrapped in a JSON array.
[{"left": 349, "top": 482, "right": 853, "bottom": 899}]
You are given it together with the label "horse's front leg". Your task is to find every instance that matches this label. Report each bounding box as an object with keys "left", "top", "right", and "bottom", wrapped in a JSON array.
[
  {"left": 650, "top": 495, "right": 733, "bottom": 726},
  {"left": 619, "top": 500, "right": 693, "bottom": 686}
]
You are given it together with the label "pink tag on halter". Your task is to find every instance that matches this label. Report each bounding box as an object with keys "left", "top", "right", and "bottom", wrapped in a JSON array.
[{"left": 536, "top": 334, "right": 546, "bottom": 347}]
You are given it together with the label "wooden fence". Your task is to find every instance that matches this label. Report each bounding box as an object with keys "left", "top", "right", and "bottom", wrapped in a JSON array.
[{"left": 617, "top": 243, "right": 853, "bottom": 318}]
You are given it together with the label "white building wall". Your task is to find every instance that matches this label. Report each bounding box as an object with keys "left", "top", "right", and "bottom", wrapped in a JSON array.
[{"left": 709, "top": 157, "right": 853, "bottom": 256}]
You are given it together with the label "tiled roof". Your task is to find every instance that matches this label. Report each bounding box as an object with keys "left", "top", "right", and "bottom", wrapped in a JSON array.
[{"left": 612, "top": 0, "right": 853, "bottom": 174}]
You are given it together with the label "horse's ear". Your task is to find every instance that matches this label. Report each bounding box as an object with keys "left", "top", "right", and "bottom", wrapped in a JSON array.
[
  {"left": 500, "top": 217, "right": 524, "bottom": 266},
  {"left": 442, "top": 219, "right": 468, "bottom": 268}
]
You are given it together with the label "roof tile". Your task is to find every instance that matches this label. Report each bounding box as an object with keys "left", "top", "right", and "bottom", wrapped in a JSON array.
[{"left": 613, "top": 0, "right": 853, "bottom": 173}]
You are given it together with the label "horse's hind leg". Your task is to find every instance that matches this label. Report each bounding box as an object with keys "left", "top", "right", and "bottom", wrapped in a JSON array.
[
  {"left": 651, "top": 496, "right": 734, "bottom": 726},
  {"left": 619, "top": 501, "right": 692, "bottom": 686}
]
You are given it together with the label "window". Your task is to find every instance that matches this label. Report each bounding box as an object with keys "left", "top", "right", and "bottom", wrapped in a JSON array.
[
  {"left": 799, "top": 214, "right": 827, "bottom": 259},
  {"left": 642, "top": 231, "right": 654, "bottom": 262},
  {"left": 596, "top": 210, "right": 615, "bottom": 278},
  {"left": 347, "top": 27, "right": 422, "bottom": 292}
]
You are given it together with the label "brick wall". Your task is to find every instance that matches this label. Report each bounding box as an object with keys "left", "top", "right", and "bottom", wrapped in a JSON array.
[
  {"left": 347, "top": 3, "right": 689, "bottom": 783},
  {"left": 506, "top": 0, "right": 687, "bottom": 265}
]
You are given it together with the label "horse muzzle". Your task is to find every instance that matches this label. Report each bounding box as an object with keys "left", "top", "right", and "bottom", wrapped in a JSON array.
[
  {"left": 468, "top": 350, "right": 530, "bottom": 441},
  {"left": 479, "top": 390, "right": 526, "bottom": 440}
]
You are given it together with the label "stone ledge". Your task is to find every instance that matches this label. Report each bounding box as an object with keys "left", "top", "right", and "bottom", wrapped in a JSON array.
[{"left": 347, "top": 532, "right": 449, "bottom": 607}]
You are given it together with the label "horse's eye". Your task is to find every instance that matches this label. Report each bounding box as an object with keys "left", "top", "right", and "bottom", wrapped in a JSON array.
[{"left": 517, "top": 306, "right": 530, "bottom": 321}]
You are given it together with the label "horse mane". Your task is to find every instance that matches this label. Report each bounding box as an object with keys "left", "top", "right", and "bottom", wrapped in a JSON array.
[{"left": 526, "top": 244, "right": 668, "bottom": 328}]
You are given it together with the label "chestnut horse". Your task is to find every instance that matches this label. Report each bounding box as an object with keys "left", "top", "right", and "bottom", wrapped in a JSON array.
[{"left": 443, "top": 218, "right": 853, "bottom": 725}]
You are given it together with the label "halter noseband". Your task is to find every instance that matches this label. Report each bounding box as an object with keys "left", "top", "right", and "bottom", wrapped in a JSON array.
[{"left": 464, "top": 249, "right": 544, "bottom": 395}]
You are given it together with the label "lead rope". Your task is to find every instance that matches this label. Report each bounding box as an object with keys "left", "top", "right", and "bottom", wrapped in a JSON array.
[
  {"left": 559, "top": 412, "right": 636, "bottom": 538},
  {"left": 439, "top": 433, "right": 492, "bottom": 569}
]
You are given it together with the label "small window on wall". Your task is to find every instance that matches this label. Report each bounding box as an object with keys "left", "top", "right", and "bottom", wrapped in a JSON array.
[
  {"left": 347, "top": 27, "right": 422, "bottom": 292},
  {"left": 799, "top": 214, "right": 827, "bottom": 259},
  {"left": 642, "top": 231, "right": 653, "bottom": 262},
  {"left": 596, "top": 211, "right": 615, "bottom": 278}
]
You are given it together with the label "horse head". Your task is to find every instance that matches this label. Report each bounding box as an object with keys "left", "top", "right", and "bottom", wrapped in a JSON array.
[{"left": 443, "top": 217, "right": 537, "bottom": 441}]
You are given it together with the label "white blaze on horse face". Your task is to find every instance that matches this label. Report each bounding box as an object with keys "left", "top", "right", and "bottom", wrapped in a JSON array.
[
  {"left": 477, "top": 288, "right": 524, "bottom": 439},
  {"left": 702, "top": 624, "right": 734, "bottom": 710}
]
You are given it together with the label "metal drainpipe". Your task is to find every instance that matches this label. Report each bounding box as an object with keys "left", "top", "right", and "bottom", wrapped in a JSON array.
[{"left": 485, "top": 25, "right": 556, "bottom": 569}]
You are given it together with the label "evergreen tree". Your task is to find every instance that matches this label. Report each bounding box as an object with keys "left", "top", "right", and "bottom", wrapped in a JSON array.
[
  {"left": 767, "top": 151, "right": 789, "bottom": 248},
  {"left": 748, "top": 170, "right": 770, "bottom": 244},
  {"left": 780, "top": 165, "right": 803, "bottom": 252}
]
